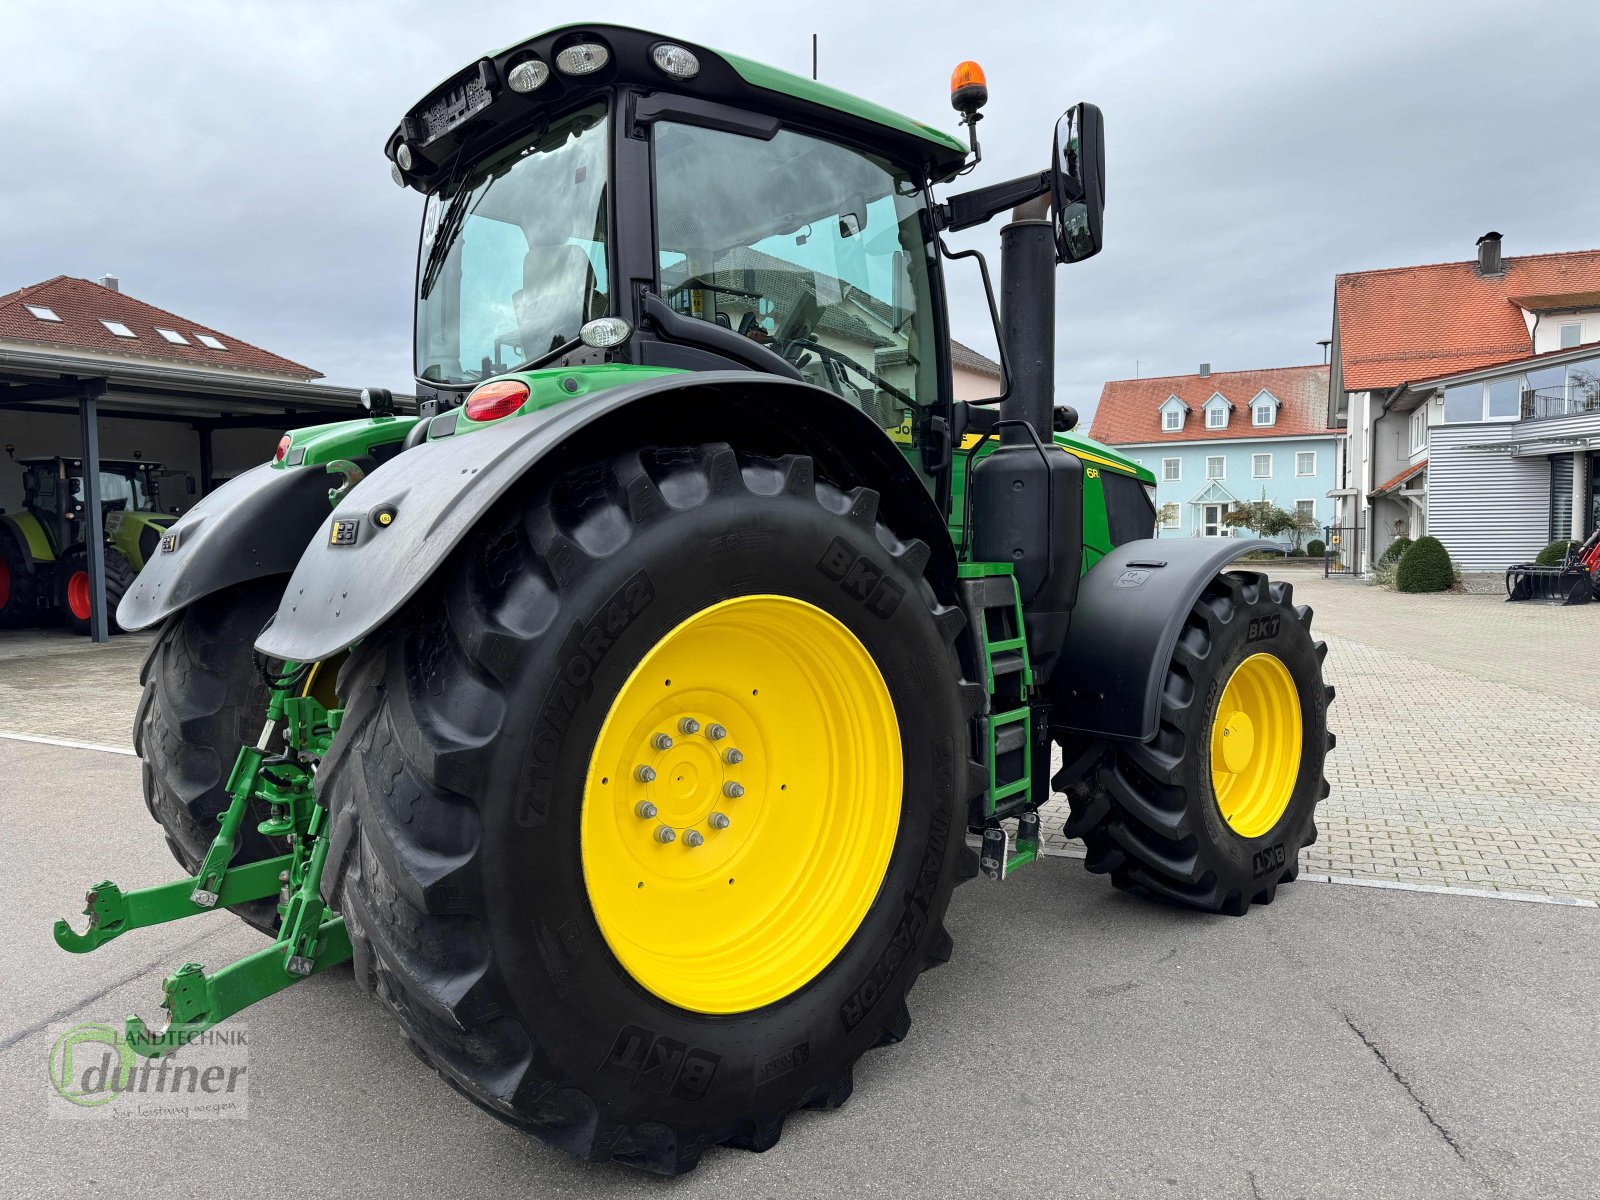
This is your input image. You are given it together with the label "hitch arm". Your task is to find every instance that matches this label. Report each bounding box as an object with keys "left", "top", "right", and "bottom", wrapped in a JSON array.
[
  {"left": 124, "top": 918, "right": 350, "bottom": 1058},
  {"left": 53, "top": 855, "right": 292, "bottom": 953}
]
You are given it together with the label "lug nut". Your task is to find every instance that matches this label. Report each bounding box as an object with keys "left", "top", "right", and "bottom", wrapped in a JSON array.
[
  {"left": 706, "top": 723, "right": 727, "bottom": 741},
  {"left": 652, "top": 733, "right": 674, "bottom": 750},
  {"left": 683, "top": 829, "right": 705, "bottom": 848},
  {"left": 655, "top": 826, "right": 677, "bottom": 844},
  {"left": 724, "top": 748, "right": 744, "bottom": 765},
  {"left": 635, "top": 801, "right": 658, "bottom": 819},
  {"left": 709, "top": 812, "right": 731, "bottom": 830},
  {"left": 635, "top": 765, "right": 657, "bottom": 783},
  {"left": 678, "top": 717, "right": 701, "bottom": 734},
  {"left": 723, "top": 782, "right": 745, "bottom": 799}
]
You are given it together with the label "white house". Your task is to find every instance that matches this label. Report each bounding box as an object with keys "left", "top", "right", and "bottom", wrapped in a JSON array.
[{"left": 1328, "top": 233, "right": 1600, "bottom": 569}]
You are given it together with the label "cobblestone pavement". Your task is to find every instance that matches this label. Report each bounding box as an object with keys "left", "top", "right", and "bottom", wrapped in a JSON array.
[
  {"left": 4, "top": 575, "right": 1599, "bottom": 902},
  {"left": 1039, "top": 574, "right": 1600, "bottom": 903}
]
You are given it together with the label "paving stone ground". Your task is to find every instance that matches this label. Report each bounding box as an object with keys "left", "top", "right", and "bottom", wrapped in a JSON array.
[
  {"left": 1039, "top": 574, "right": 1600, "bottom": 903},
  {"left": 4, "top": 576, "right": 1598, "bottom": 902}
]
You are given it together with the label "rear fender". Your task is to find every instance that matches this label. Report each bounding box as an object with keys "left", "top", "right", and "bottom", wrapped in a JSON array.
[
  {"left": 1, "top": 510, "right": 54, "bottom": 567},
  {"left": 256, "top": 371, "right": 962, "bottom": 662},
  {"left": 1047, "top": 538, "right": 1271, "bottom": 741},
  {"left": 117, "top": 463, "right": 339, "bottom": 631}
]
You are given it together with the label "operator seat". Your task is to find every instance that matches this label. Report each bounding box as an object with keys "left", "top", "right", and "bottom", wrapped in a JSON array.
[{"left": 514, "top": 242, "right": 606, "bottom": 356}]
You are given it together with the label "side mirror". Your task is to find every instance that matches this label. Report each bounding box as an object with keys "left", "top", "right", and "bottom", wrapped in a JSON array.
[{"left": 1051, "top": 103, "right": 1105, "bottom": 263}]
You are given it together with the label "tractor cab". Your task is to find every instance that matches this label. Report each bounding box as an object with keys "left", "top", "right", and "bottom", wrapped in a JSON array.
[
  {"left": 19, "top": 455, "right": 171, "bottom": 555},
  {"left": 401, "top": 26, "right": 970, "bottom": 485}
]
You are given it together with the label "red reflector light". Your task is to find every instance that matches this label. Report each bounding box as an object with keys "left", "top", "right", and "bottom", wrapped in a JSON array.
[
  {"left": 465, "top": 379, "right": 531, "bottom": 422},
  {"left": 274, "top": 435, "right": 291, "bottom": 463}
]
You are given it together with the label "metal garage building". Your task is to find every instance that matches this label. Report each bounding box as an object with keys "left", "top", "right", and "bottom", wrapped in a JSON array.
[{"left": 0, "top": 275, "right": 405, "bottom": 641}]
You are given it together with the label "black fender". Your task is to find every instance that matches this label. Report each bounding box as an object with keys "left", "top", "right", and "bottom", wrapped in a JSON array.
[
  {"left": 1047, "top": 538, "right": 1272, "bottom": 741},
  {"left": 256, "top": 371, "right": 963, "bottom": 663},
  {"left": 116, "top": 462, "right": 337, "bottom": 631}
]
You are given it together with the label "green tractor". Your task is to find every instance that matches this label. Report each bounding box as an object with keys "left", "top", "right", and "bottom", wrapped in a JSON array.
[
  {"left": 57, "top": 26, "right": 1332, "bottom": 1174},
  {"left": 0, "top": 455, "right": 179, "bottom": 633}
]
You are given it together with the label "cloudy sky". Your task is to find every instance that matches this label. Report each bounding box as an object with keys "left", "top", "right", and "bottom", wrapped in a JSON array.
[{"left": 3, "top": 0, "right": 1596, "bottom": 422}]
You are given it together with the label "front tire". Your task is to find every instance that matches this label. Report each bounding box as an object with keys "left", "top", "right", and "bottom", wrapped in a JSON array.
[
  {"left": 319, "top": 445, "right": 981, "bottom": 1174},
  {"left": 0, "top": 532, "right": 41, "bottom": 628},
  {"left": 1064, "top": 571, "right": 1332, "bottom": 915},
  {"left": 59, "top": 545, "right": 135, "bottom": 635}
]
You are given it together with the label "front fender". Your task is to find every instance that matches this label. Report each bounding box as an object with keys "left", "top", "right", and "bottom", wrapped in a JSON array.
[
  {"left": 117, "top": 463, "right": 336, "bottom": 631},
  {"left": 256, "top": 371, "right": 958, "bottom": 662},
  {"left": 1048, "top": 538, "right": 1271, "bottom": 741}
]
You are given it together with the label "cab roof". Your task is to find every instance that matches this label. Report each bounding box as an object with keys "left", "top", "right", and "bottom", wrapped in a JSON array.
[{"left": 389, "top": 24, "right": 969, "bottom": 192}]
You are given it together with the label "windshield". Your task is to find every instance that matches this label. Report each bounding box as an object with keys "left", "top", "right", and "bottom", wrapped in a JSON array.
[
  {"left": 414, "top": 103, "right": 609, "bottom": 386},
  {"left": 69, "top": 470, "right": 151, "bottom": 510},
  {"left": 653, "top": 121, "right": 938, "bottom": 431}
]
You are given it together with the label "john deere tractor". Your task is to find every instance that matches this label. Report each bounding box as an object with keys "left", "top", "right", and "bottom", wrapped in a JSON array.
[
  {"left": 0, "top": 455, "right": 178, "bottom": 633},
  {"left": 56, "top": 26, "right": 1332, "bottom": 1174}
]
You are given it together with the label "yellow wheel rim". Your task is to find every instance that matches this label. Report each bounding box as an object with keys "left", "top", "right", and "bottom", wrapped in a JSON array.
[
  {"left": 1209, "top": 652, "right": 1302, "bottom": 838},
  {"left": 581, "top": 595, "right": 901, "bottom": 1014}
]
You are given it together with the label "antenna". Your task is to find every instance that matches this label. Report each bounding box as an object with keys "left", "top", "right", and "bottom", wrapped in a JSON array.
[{"left": 812, "top": 34, "right": 818, "bottom": 80}]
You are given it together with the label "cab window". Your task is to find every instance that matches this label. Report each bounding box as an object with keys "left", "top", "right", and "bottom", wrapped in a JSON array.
[{"left": 653, "top": 121, "right": 938, "bottom": 435}]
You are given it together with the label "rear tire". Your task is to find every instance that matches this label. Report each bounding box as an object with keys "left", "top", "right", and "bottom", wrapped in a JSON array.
[
  {"left": 1063, "top": 570, "right": 1332, "bottom": 915},
  {"left": 318, "top": 445, "right": 981, "bottom": 1174},
  {"left": 136, "top": 580, "right": 287, "bottom": 934},
  {"left": 59, "top": 546, "right": 135, "bottom": 635},
  {"left": 0, "top": 531, "right": 41, "bottom": 628}
]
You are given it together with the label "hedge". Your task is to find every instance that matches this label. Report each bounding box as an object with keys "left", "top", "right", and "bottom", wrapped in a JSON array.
[
  {"left": 1395, "top": 535, "right": 1454, "bottom": 593},
  {"left": 1535, "top": 539, "right": 1575, "bottom": 566},
  {"left": 1306, "top": 539, "right": 1325, "bottom": 558},
  {"left": 1378, "top": 536, "right": 1414, "bottom": 568}
]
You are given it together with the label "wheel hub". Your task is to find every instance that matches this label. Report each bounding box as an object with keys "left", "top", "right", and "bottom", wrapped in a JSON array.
[
  {"left": 1209, "top": 651, "right": 1302, "bottom": 839},
  {"left": 581, "top": 594, "right": 901, "bottom": 1014}
]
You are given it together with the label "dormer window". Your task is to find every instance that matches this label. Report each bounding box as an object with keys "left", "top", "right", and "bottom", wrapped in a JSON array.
[
  {"left": 1203, "top": 392, "right": 1232, "bottom": 429},
  {"left": 1250, "top": 389, "right": 1280, "bottom": 427},
  {"left": 1159, "top": 394, "right": 1188, "bottom": 431}
]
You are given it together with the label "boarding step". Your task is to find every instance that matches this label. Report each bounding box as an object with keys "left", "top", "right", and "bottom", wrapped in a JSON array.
[{"left": 958, "top": 563, "right": 1036, "bottom": 821}]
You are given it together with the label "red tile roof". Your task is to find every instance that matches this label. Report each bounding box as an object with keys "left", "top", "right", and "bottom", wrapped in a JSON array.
[
  {"left": 950, "top": 337, "right": 1000, "bottom": 376},
  {"left": 1335, "top": 249, "right": 1600, "bottom": 393},
  {"left": 0, "top": 276, "right": 319, "bottom": 380},
  {"left": 1372, "top": 459, "right": 1426, "bottom": 496},
  {"left": 1090, "top": 364, "right": 1333, "bottom": 446}
]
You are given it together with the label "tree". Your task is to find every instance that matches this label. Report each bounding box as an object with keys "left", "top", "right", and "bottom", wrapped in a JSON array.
[
  {"left": 1222, "top": 499, "right": 1294, "bottom": 539},
  {"left": 1287, "top": 507, "right": 1320, "bottom": 550},
  {"left": 1156, "top": 502, "right": 1179, "bottom": 535}
]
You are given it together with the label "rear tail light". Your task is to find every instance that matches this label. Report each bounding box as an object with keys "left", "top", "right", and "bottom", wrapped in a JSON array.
[
  {"left": 274, "top": 435, "right": 291, "bottom": 463},
  {"left": 465, "top": 379, "right": 531, "bottom": 422}
]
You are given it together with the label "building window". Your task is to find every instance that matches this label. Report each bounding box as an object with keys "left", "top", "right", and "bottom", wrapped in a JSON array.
[
  {"left": 1161, "top": 506, "right": 1180, "bottom": 528},
  {"left": 156, "top": 328, "right": 189, "bottom": 345},
  {"left": 196, "top": 334, "right": 227, "bottom": 350},
  {"left": 1207, "top": 456, "right": 1225, "bottom": 479},
  {"left": 1253, "top": 404, "right": 1273, "bottom": 426},
  {"left": 1162, "top": 458, "right": 1181, "bottom": 482},
  {"left": 1252, "top": 453, "right": 1271, "bottom": 478},
  {"left": 1560, "top": 322, "right": 1583, "bottom": 349},
  {"left": 1162, "top": 408, "right": 1182, "bottom": 431},
  {"left": 1411, "top": 407, "right": 1427, "bottom": 451},
  {"left": 1487, "top": 378, "right": 1521, "bottom": 419},
  {"left": 1206, "top": 405, "right": 1228, "bottom": 429},
  {"left": 25, "top": 304, "right": 60, "bottom": 322},
  {"left": 100, "top": 320, "right": 136, "bottom": 338},
  {"left": 1295, "top": 451, "right": 1316, "bottom": 476},
  {"left": 1296, "top": 499, "right": 1316, "bottom": 521}
]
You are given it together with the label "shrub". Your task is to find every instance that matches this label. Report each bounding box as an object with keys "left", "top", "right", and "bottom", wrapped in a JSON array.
[
  {"left": 1306, "top": 539, "right": 1325, "bottom": 558},
  {"left": 1378, "top": 536, "right": 1414, "bottom": 568},
  {"left": 1395, "top": 535, "right": 1455, "bottom": 593},
  {"left": 1534, "top": 539, "right": 1575, "bottom": 566},
  {"left": 1288, "top": 548, "right": 1306, "bottom": 558}
]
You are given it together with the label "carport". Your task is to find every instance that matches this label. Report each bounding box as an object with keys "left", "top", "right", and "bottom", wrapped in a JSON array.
[{"left": 0, "top": 345, "right": 402, "bottom": 642}]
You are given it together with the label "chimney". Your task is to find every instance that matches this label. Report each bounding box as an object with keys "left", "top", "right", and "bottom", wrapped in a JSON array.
[
  {"left": 98, "top": 273, "right": 120, "bottom": 292},
  {"left": 1199, "top": 362, "right": 1211, "bottom": 377},
  {"left": 1475, "top": 232, "right": 1503, "bottom": 277}
]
